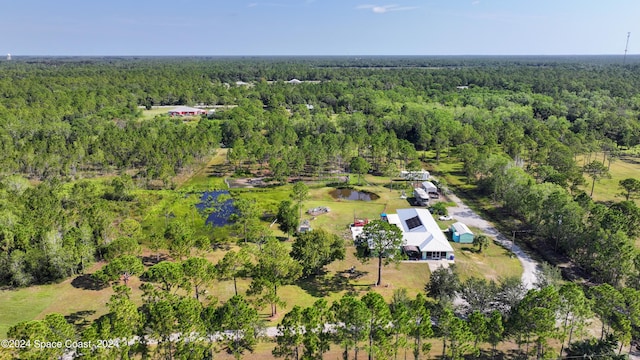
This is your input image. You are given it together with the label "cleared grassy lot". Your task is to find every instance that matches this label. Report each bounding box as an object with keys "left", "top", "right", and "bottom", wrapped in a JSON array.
[
  {"left": 0, "top": 263, "right": 145, "bottom": 337},
  {"left": 577, "top": 152, "right": 640, "bottom": 205},
  {"left": 140, "top": 107, "right": 172, "bottom": 120},
  {"left": 450, "top": 240, "right": 522, "bottom": 282},
  {"left": 177, "top": 148, "right": 229, "bottom": 191}
]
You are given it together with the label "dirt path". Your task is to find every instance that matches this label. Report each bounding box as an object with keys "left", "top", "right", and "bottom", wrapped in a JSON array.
[{"left": 446, "top": 193, "right": 539, "bottom": 289}]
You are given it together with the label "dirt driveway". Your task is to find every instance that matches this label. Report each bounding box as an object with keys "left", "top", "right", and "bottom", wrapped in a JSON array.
[{"left": 446, "top": 193, "right": 539, "bottom": 289}]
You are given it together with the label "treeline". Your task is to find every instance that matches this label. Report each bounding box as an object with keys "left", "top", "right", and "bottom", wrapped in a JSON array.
[
  {"left": 2, "top": 57, "right": 640, "bottom": 182},
  {"left": 273, "top": 271, "right": 640, "bottom": 360},
  {"left": 0, "top": 172, "right": 221, "bottom": 287},
  {"left": 473, "top": 155, "right": 640, "bottom": 288},
  {"left": 7, "top": 261, "right": 639, "bottom": 359},
  {"left": 0, "top": 175, "right": 144, "bottom": 286},
  {"left": 2, "top": 56, "right": 640, "bottom": 288},
  {"left": 0, "top": 114, "right": 220, "bottom": 182}
]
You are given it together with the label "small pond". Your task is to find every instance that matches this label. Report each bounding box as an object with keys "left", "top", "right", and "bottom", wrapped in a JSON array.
[
  {"left": 329, "top": 188, "right": 380, "bottom": 201},
  {"left": 195, "top": 190, "right": 237, "bottom": 227}
]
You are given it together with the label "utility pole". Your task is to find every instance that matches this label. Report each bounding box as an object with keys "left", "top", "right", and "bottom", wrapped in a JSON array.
[{"left": 624, "top": 32, "right": 631, "bottom": 65}]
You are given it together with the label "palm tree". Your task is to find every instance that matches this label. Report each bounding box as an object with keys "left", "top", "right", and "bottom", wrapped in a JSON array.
[{"left": 473, "top": 234, "right": 490, "bottom": 253}]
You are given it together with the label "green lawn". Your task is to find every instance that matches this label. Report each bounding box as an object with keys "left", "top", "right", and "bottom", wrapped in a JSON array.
[
  {"left": 451, "top": 240, "right": 523, "bottom": 282},
  {"left": 177, "top": 149, "right": 229, "bottom": 191},
  {"left": 203, "top": 241, "right": 431, "bottom": 326},
  {"left": 577, "top": 152, "right": 640, "bottom": 205},
  {"left": 0, "top": 286, "right": 58, "bottom": 337},
  {"left": 0, "top": 262, "right": 147, "bottom": 337},
  {"left": 140, "top": 108, "right": 171, "bottom": 120}
]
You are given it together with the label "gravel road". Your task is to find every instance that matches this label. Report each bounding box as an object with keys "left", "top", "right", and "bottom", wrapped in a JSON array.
[{"left": 446, "top": 193, "right": 539, "bottom": 289}]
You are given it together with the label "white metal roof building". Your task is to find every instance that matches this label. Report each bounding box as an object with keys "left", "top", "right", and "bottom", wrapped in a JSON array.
[
  {"left": 388, "top": 208, "right": 454, "bottom": 261},
  {"left": 450, "top": 222, "right": 473, "bottom": 236}
]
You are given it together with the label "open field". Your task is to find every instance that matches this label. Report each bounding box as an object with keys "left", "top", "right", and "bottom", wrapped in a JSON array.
[
  {"left": 450, "top": 240, "right": 523, "bottom": 282},
  {"left": 0, "top": 263, "right": 145, "bottom": 337},
  {"left": 202, "top": 233, "right": 433, "bottom": 324},
  {"left": 577, "top": 152, "right": 640, "bottom": 204},
  {"left": 177, "top": 149, "right": 229, "bottom": 190},
  {"left": 0, "top": 241, "right": 431, "bottom": 337},
  {"left": 140, "top": 107, "right": 172, "bottom": 120}
]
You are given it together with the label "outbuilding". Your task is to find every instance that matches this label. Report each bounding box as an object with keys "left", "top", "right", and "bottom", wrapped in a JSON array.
[
  {"left": 450, "top": 222, "right": 474, "bottom": 244},
  {"left": 388, "top": 208, "right": 454, "bottom": 261}
]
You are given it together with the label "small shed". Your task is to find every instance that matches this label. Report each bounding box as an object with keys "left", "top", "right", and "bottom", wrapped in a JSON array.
[{"left": 450, "top": 222, "right": 474, "bottom": 244}]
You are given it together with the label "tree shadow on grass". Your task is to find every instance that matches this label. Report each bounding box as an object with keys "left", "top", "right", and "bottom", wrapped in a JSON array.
[
  {"left": 297, "top": 269, "right": 370, "bottom": 297},
  {"left": 431, "top": 348, "right": 509, "bottom": 360},
  {"left": 478, "top": 348, "right": 508, "bottom": 360},
  {"left": 65, "top": 310, "right": 96, "bottom": 332},
  {"left": 460, "top": 246, "right": 484, "bottom": 255},
  {"left": 71, "top": 274, "right": 107, "bottom": 291},
  {"left": 506, "top": 348, "right": 526, "bottom": 359},
  {"left": 142, "top": 254, "right": 169, "bottom": 267}
]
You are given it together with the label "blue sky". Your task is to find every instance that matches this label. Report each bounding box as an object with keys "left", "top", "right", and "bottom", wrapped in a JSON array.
[{"left": 1, "top": 0, "right": 638, "bottom": 56}]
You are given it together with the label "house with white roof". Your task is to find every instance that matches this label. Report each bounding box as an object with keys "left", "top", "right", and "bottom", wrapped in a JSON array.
[{"left": 386, "top": 208, "right": 454, "bottom": 261}]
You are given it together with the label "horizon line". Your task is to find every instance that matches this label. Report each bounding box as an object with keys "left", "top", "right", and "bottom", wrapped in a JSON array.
[{"left": 3, "top": 53, "right": 640, "bottom": 57}]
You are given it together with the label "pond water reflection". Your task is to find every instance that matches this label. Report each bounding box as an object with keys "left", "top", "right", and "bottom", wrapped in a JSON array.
[
  {"left": 195, "top": 190, "right": 236, "bottom": 226},
  {"left": 329, "top": 188, "right": 380, "bottom": 201}
]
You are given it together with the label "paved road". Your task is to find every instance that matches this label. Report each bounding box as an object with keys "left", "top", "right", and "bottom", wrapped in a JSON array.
[{"left": 446, "top": 193, "right": 539, "bottom": 289}]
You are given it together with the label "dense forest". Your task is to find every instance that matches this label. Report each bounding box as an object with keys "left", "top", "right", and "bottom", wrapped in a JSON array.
[{"left": 2, "top": 56, "right": 640, "bottom": 359}]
